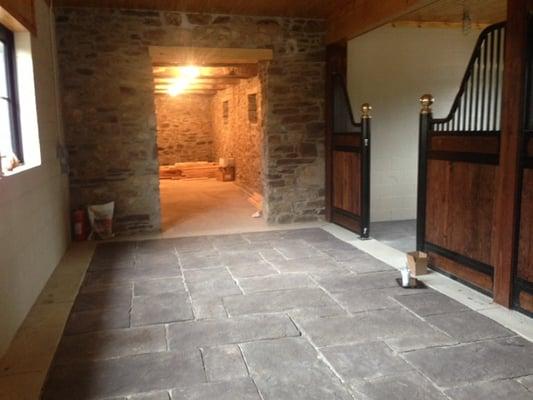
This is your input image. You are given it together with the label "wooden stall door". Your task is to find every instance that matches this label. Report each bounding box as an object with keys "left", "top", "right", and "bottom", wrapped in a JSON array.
[
  {"left": 417, "top": 23, "right": 505, "bottom": 295},
  {"left": 513, "top": 13, "right": 533, "bottom": 315},
  {"left": 326, "top": 43, "right": 371, "bottom": 238}
]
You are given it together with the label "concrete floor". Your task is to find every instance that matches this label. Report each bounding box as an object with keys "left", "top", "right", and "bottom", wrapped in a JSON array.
[
  {"left": 371, "top": 220, "right": 416, "bottom": 253},
  {"left": 40, "top": 228, "right": 533, "bottom": 400},
  {"left": 160, "top": 179, "right": 268, "bottom": 237}
]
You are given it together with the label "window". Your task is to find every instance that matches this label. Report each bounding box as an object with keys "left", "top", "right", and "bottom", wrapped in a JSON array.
[
  {"left": 248, "top": 94, "right": 258, "bottom": 123},
  {"left": 223, "top": 100, "right": 229, "bottom": 125},
  {"left": 0, "top": 23, "right": 22, "bottom": 168}
]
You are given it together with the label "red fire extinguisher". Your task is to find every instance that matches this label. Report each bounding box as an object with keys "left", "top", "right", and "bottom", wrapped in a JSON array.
[{"left": 72, "top": 209, "right": 88, "bottom": 241}]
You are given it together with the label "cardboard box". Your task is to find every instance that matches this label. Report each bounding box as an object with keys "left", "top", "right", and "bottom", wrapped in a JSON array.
[
  {"left": 407, "top": 251, "right": 428, "bottom": 276},
  {"left": 217, "top": 166, "right": 235, "bottom": 182}
]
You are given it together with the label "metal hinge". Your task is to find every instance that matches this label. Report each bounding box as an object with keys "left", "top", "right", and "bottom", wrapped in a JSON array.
[{"left": 364, "top": 139, "right": 369, "bottom": 147}]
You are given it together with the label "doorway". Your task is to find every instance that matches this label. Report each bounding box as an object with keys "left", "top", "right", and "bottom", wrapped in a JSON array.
[
  {"left": 344, "top": 23, "right": 483, "bottom": 252},
  {"left": 151, "top": 60, "right": 268, "bottom": 236}
]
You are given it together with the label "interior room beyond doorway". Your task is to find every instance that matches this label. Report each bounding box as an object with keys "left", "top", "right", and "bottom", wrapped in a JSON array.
[
  {"left": 152, "top": 56, "right": 266, "bottom": 235},
  {"left": 346, "top": 23, "right": 483, "bottom": 251}
]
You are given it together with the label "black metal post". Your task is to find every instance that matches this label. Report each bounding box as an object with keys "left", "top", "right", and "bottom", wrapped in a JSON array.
[
  {"left": 360, "top": 103, "right": 372, "bottom": 239},
  {"left": 417, "top": 95, "right": 433, "bottom": 251}
]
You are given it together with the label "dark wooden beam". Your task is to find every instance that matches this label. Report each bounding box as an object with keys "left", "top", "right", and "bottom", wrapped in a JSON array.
[
  {"left": 326, "top": 0, "right": 440, "bottom": 43},
  {"left": 155, "top": 85, "right": 231, "bottom": 92},
  {"left": 0, "top": 0, "right": 36, "bottom": 34},
  {"left": 154, "top": 90, "right": 217, "bottom": 96},
  {"left": 153, "top": 77, "right": 242, "bottom": 85},
  {"left": 491, "top": 0, "right": 531, "bottom": 307}
]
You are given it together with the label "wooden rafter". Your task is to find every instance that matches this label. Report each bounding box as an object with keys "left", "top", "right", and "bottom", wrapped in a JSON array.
[
  {"left": 152, "top": 63, "right": 258, "bottom": 96},
  {"left": 149, "top": 46, "right": 272, "bottom": 66},
  {"left": 326, "top": 0, "right": 441, "bottom": 43}
]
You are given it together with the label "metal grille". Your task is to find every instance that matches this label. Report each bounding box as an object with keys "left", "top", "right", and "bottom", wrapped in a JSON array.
[{"left": 432, "top": 23, "right": 506, "bottom": 135}]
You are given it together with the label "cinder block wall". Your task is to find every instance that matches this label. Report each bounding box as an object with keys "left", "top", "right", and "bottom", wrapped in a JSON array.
[
  {"left": 55, "top": 9, "right": 326, "bottom": 232},
  {"left": 347, "top": 25, "right": 481, "bottom": 222},
  {"left": 155, "top": 94, "right": 214, "bottom": 165}
]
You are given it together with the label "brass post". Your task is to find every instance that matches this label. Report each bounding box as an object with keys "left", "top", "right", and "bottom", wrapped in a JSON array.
[
  {"left": 361, "top": 103, "right": 372, "bottom": 119},
  {"left": 420, "top": 94, "right": 434, "bottom": 114}
]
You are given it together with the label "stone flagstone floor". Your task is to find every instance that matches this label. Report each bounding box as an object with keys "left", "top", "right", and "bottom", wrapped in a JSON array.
[{"left": 42, "top": 229, "right": 533, "bottom": 400}]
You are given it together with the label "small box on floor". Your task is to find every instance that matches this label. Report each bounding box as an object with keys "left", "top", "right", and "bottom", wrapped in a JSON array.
[
  {"left": 407, "top": 251, "right": 428, "bottom": 276},
  {"left": 217, "top": 166, "right": 235, "bottom": 181}
]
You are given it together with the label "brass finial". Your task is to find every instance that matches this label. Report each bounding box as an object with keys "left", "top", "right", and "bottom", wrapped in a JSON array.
[
  {"left": 420, "top": 94, "right": 434, "bottom": 114},
  {"left": 361, "top": 103, "right": 372, "bottom": 119}
]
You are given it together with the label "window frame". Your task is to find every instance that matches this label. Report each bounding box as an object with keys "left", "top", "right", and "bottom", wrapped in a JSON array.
[
  {"left": 222, "top": 100, "right": 229, "bottom": 124},
  {"left": 0, "top": 23, "right": 23, "bottom": 163}
]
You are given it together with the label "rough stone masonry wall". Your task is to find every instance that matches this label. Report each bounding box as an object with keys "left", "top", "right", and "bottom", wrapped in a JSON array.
[
  {"left": 55, "top": 8, "right": 326, "bottom": 232},
  {"left": 155, "top": 94, "right": 213, "bottom": 165},
  {"left": 212, "top": 76, "right": 263, "bottom": 195}
]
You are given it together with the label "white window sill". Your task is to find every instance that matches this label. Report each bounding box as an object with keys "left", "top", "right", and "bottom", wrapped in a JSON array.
[{"left": 1, "top": 162, "right": 40, "bottom": 178}]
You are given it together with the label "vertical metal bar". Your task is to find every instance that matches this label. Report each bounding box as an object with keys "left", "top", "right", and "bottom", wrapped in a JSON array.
[
  {"left": 488, "top": 29, "right": 495, "bottom": 130},
  {"left": 481, "top": 35, "right": 488, "bottom": 130},
  {"left": 461, "top": 90, "right": 467, "bottom": 131},
  {"left": 417, "top": 95, "right": 433, "bottom": 251},
  {"left": 360, "top": 106, "right": 371, "bottom": 239},
  {"left": 469, "top": 62, "right": 475, "bottom": 131},
  {"left": 494, "top": 27, "right": 503, "bottom": 130},
  {"left": 475, "top": 56, "right": 481, "bottom": 130},
  {"left": 458, "top": 96, "right": 463, "bottom": 132}
]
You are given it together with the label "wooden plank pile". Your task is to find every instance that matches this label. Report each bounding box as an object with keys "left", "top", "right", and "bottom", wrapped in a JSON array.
[{"left": 159, "top": 162, "right": 219, "bottom": 180}]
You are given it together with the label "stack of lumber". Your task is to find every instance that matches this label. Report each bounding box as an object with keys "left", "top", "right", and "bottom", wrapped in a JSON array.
[{"left": 159, "top": 162, "right": 219, "bottom": 180}]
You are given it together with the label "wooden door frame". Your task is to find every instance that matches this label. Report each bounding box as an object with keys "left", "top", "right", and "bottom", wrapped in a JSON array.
[
  {"left": 325, "top": 42, "right": 371, "bottom": 238},
  {"left": 325, "top": 41, "right": 348, "bottom": 222},
  {"left": 492, "top": 0, "right": 532, "bottom": 307}
]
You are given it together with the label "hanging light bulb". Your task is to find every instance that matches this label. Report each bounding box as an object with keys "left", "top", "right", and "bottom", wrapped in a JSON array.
[
  {"left": 167, "top": 77, "right": 189, "bottom": 96},
  {"left": 180, "top": 66, "right": 200, "bottom": 79},
  {"left": 167, "top": 66, "right": 200, "bottom": 96}
]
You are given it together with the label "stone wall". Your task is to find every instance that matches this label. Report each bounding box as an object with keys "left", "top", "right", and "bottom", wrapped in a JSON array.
[
  {"left": 155, "top": 94, "right": 213, "bottom": 165},
  {"left": 55, "top": 8, "right": 326, "bottom": 231},
  {"left": 212, "top": 76, "right": 263, "bottom": 195}
]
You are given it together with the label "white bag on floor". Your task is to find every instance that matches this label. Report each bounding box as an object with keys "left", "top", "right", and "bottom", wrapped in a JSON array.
[{"left": 87, "top": 201, "right": 115, "bottom": 240}]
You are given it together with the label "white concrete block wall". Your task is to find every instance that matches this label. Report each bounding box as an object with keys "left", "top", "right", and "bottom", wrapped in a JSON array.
[
  {"left": 347, "top": 25, "right": 481, "bottom": 222},
  {"left": 0, "top": 0, "right": 70, "bottom": 356}
]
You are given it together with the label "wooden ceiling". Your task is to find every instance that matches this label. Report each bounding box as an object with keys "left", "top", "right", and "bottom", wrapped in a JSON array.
[
  {"left": 52, "top": 0, "right": 348, "bottom": 18},
  {"left": 152, "top": 65, "right": 258, "bottom": 96},
  {"left": 52, "top": 0, "right": 507, "bottom": 43},
  {"left": 53, "top": 0, "right": 506, "bottom": 23},
  {"left": 396, "top": 0, "right": 506, "bottom": 25}
]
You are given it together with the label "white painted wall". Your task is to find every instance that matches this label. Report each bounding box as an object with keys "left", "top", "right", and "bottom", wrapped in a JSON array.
[
  {"left": 347, "top": 25, "right": 481, "bottom": 222},
  {"left": 0, "top": 0, "right": 70, "bottom": 355}
]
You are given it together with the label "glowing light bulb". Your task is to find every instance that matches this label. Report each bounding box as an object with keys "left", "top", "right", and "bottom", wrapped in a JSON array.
[
  {"left": 181, "top": 66, "right": 200, "bottom": 79},
  {"left": 167, "top": 77, "right": 189, "bottom": 96}
]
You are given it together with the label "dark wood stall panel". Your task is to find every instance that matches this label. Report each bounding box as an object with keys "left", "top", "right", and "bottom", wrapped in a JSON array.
[
  {"left": 332, "top": 150, "right": 361, "bottom": 215},
  {"left": 417, "top": 23, "right": 505, "bottom": 295},
  {"left": 326, "top": 43, "right": 371, "bottom": 238},
  {"left": 516, "top": 169, "right": 533, "bottom": 313},
  {"left": 512, "top": 12, "right": 533, "bottom": 315},
  {"left": 425, "top": 160, "right": 497, "bottom": 293}
]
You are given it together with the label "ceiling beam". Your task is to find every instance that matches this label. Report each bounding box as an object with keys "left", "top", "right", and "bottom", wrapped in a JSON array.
[
  {"left": 326, "top": 0, "right": 441, "bottom": 43},
  {"left": 149, "top": 46, "right": 273, "bottom": 66},
  {"left": 153, "top": 77, "right": 242, "bottom": 85},
  {"left": 154, "top": 83, "right": 232, "bottom": 90},
  {"left": 390, "top": 21, "right": 490, "bottom": 30},
  {"left": 153, "top": 64, "right": 258, "bottom": 78},
  {"left": 155, "top": 90, "right": 217, "bottom": 96}
]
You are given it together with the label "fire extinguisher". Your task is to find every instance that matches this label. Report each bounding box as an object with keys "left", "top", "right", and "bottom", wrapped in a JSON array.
[{"left": 72, "top": 208, "right": 87, "bottom": 241}]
